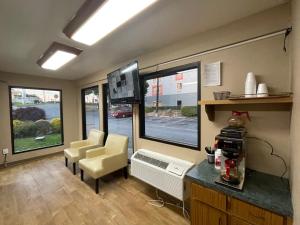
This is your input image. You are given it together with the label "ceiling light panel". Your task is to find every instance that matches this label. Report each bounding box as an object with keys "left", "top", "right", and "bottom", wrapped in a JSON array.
[
  {"left": 37, "top": 42, "right": 82, "bottom": 71},
  {"left": 64, "top": 0, "right": 158, "bottom": 46},
  {"left": 41, "top": 51, "right": 77, "bottom": 70}
]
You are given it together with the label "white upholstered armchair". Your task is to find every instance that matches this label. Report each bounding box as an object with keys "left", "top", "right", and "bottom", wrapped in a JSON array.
[
  {"left": 64, "top": 129, "right": 105, "bottom": 174},
  {"left": 79, "top": 134, "right": 129, "bottom": 193}
]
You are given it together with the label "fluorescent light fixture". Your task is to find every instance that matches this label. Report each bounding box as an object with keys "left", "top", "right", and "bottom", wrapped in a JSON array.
[
  {"left": 121, "top": 62, "right": 138, "bottom": 74},
  {"left": 183, "top": 82, "right": 197, "bottom": 86},
  {"left": 37, "top": 42, "right": 82, "bottom": 71},
  {"left": 63, "top": 0, "right": 158, "bottom": 46}
]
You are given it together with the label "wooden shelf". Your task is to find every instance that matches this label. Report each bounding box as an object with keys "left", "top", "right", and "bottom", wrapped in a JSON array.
[{"left": 199, "top": 96, "right": 293, "bottom": 121}]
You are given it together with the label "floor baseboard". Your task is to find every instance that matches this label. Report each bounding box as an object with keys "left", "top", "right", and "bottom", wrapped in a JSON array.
[{"left": 0, "top": 151, "right": 64, "bottom": 169}]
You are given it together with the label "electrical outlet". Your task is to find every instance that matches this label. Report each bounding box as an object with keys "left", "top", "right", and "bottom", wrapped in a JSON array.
[{"left": 2, "top": 148, "right": 9, "bottom": 155}]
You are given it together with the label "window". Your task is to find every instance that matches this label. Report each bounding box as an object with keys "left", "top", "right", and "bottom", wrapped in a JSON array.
[
  {"left": 140, "top": 63, "right": 200, "bottom": 149},
  {"left": 103, "top": 84, "right": 134, "bottom": 159},
  {"left": 9, "top": 87, "right": 63, "bottom": 154},
  {"left": 81, "top": 86, "right": 100, "bottom": 139}
]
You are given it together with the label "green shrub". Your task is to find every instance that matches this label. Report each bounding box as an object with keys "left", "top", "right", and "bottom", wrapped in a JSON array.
[
  {"left": 50, "top": 118, "right": 61, "bottom": 133},
  {"left": 181, "top": 106, "right": 198, "bottom": 117},
  {"left": 145, "top": 107, "right": 154, "bottom": 113},
  {"left": 12, "top": 107, "right": 45, "bottom": 122},
  {"left": 35, "top": 120, "right": 51, "bottom": 136},
  {"left": 13, "top": 120, "right": 24, "bottom": 138},
  {"left": 13, "top": 120, "right": 37, "bottom": 138}
]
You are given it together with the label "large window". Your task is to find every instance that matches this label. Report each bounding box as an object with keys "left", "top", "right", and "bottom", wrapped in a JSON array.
[
  {"left": 9, "top": 87, "right": 63, "bottom": 154},
  {"left": 140, "top": 63, "right": 200, "bottom": 149},
  {"left": 103, "top": 84, "right": 134, "bottom": 159},
  {"left": 81, "top": 86, "right": 100, "bottom": 139}
]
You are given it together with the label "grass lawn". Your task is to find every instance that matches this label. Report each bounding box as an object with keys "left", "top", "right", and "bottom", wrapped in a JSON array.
[{"left": 14, "top": 133, "right": 63, "bottom": 153}]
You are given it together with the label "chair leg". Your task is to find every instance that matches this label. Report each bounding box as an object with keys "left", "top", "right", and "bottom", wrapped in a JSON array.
[
  {"left": 65, "top": 157, "right": 68, "bottom": 167},
  {"left": 123, "top": 166, "right": 128, "bottom": 179},
  {"left": 80, "top": 169, "right": 84, "bottom": 181},
  {"left": 73, "top": 162, "right": 76, "bottom": 175},
  {"left": 95, "top": 178, "right": 99, "bottom": 194}
]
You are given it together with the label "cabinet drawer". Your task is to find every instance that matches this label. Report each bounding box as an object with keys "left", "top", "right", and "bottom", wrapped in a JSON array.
[
  {"left": 228, "top": 198, "right": 284, "bottom": 225},
  {"left": 191, "top": 183, "right": 227, "bottom": 211},
  {"left": 230, "top": 216, "right": 253, "bottom": 225}
]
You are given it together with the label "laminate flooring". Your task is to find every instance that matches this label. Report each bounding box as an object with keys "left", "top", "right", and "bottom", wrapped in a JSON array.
[{"left": 0, "top": 154, "right": 189, "bottom": 225}]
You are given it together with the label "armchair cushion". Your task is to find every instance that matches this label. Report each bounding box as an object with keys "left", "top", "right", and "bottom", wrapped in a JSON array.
[{"left": 87, "top": 129, "right": 104, "bottom": 146}]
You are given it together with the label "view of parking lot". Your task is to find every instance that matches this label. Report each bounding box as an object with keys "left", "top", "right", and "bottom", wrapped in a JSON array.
[{"left": 143, "top": 67, "right": 199, "bottom": 147}]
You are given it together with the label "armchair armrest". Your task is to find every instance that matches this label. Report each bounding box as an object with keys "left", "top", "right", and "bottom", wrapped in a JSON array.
[
  {"left": 70, "top": 140, "right": 89, "bottom": 148},
  {"left": 102, "top": 153, "right": 128, "bottom": 169},
  {"left": 86, "top": 147, "right": 106, "bottom": 158},
  {"left": 77, "top": 144, "right": 102, "bottom": 157}
]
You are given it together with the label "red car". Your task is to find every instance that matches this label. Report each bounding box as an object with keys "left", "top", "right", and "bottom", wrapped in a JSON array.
[{"left": 111, "top": 110, "right": 132, "bottom": 118}]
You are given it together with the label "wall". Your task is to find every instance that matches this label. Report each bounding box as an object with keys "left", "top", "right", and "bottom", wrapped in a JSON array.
[
  {"left": 77, "top": 4, "right": 291, "bottom": 176},
  {"left": 290, "top": 0, "right": 300, "bottom": 224},
  {"left": 0, "top": 71, "right": 79, "bottom": 164}
]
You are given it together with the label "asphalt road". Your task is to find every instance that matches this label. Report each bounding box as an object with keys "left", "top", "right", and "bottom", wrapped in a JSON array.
[{"left": 144, "top": 116, "right": 198, "bottom": 146}]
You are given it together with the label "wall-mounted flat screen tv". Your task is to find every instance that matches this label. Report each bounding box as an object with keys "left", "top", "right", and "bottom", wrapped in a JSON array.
[{"left": 107, "top": 61, "right": 141, "bottom": 104}]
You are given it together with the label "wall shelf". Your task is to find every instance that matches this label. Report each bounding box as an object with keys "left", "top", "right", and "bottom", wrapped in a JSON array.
[{"left": 199, "top": 96, "right": 293, "bottom": 121}]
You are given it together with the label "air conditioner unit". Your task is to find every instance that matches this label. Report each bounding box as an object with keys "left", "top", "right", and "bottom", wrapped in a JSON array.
[{"left": 131, "top": 149, "right": 194, "bottom": 201}]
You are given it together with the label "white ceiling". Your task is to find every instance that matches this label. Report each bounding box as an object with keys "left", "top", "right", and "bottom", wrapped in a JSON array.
[{"left": 0, "top": 0, "right": 288, "bottom": 80}]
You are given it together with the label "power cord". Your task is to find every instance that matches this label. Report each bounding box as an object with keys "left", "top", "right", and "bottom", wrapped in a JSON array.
[
  {"left": 283, "top": 27, "right": 292, "bottom": 52},
  {"left": 246, "top": 136, "right": 287, "bottom": 178},
  {"left": 148, "top": 189, "right": 190, "bottom": 220}
]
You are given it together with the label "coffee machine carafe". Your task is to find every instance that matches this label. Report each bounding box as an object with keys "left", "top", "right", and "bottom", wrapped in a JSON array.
[{"left": 215, "top": 126, "right": 246, "bottom": 190}]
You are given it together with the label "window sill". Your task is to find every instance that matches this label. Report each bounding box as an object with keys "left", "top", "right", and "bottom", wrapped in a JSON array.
[
  {"left": 12, "top": 143, "right": 64, "bottom": 155},
  {"left": 140, "top": 135, "right": 200, "bottom": 151}
]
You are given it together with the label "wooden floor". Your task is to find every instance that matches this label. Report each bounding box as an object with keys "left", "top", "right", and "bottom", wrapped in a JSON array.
[{"left": 0, "top": 154, "right": 189, "bottom": 225}]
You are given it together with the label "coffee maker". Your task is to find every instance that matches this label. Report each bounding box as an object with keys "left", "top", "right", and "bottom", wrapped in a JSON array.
[{"left": 215, "top": 126, "right": 247, "bottom": 190}]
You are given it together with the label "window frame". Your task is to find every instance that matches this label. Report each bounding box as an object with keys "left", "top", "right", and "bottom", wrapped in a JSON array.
[
  {"left": 102, "top": 83, "right": 135, "bottom": 158},
  {"left": 139, "top": 62, "right": 201, "bottom": 150},
  {"left": 9, "top": 86, "right": 64, "bottom": 154},
  {"left": 81, "top": 85, "right": 100, "bottom": 140}
]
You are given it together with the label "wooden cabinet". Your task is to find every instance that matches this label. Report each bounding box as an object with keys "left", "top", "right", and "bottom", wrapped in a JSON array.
[
  {"left": 191, "top": 183, "right": 292, "bottom": 225},
  {"left": 191, "top": 200, "right": 227, "bottom": 225}
]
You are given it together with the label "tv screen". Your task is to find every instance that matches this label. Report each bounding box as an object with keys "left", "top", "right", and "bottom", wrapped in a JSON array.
[{"left": 107, "top": 61, "right": 141, "bottom": 104}]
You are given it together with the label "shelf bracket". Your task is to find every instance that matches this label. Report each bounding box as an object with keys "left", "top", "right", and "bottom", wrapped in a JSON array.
[{"left": 205, "top": 105, "right": 215, "bottom": 121}]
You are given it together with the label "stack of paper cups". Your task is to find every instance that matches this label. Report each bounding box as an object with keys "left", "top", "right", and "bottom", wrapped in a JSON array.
[
  {"left": 257, "top": 83, "right": 268, "bottom": 97},
  {"left": 245, "top": 72, "right": 257, "bottom": 98}
]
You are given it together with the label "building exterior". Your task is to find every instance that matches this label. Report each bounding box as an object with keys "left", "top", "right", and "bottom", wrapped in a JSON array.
[{"left": 145, "top": 68, "right": 198, "bottom": 107}]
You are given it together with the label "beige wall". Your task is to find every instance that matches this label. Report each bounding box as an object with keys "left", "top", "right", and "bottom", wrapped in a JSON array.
[
  {"left": 77, "top": 4, "right": 291, "bottom": 176},
  {"left": 291, "top": 0, "right": 300, "bottom": 224},
  {"left": 0, "top": 71, "right": 79, "bottom": 164}
]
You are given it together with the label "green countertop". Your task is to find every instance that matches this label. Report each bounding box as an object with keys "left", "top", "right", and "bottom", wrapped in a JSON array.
[{"left": 185, "top": 160, "right": 293, "bottom": 217}]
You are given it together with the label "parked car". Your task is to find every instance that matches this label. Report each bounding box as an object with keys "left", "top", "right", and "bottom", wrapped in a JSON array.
[{"left": 111, "top": 110, "right": 132, "bottom": 118}]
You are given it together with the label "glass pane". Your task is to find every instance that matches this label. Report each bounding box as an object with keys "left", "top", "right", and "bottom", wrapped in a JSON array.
[
  {"left": 107, "top": 92, "right": 133, "bottom": 158},
  {"left": 83, "top": 86, "right": 100, "bottom": 137},
  {"left": 10, "top": 87, "right": 63, "bottom": 153},
  {"left": 144, "top": 68, "right": 198, "bottom": 147}
]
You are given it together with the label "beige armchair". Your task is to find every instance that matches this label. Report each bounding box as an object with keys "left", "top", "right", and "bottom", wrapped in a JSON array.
[
  {"left": 64, "top": 129, "right": 104, "bottom": 174},
  {"left": 79, "top": 134, "right": 129, "bottom": 193}
]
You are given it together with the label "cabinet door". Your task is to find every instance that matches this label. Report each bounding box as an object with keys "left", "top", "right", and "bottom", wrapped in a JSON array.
[
  {"left": 191, "top": 200, "right": 227, "bottom": 225},
  {"left": 230, "top": 216, "right": 253, "bottom": 225},
  {"left": 191, "top": 183, "right": 227, "bottom": 211},
  {"left": 229, "top": 198, "right": 284, "bottom": 225}
]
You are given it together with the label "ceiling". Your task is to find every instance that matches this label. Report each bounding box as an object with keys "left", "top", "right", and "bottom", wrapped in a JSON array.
[{"left": 0, "top": 0, "right": 288, "bottom": 80}]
